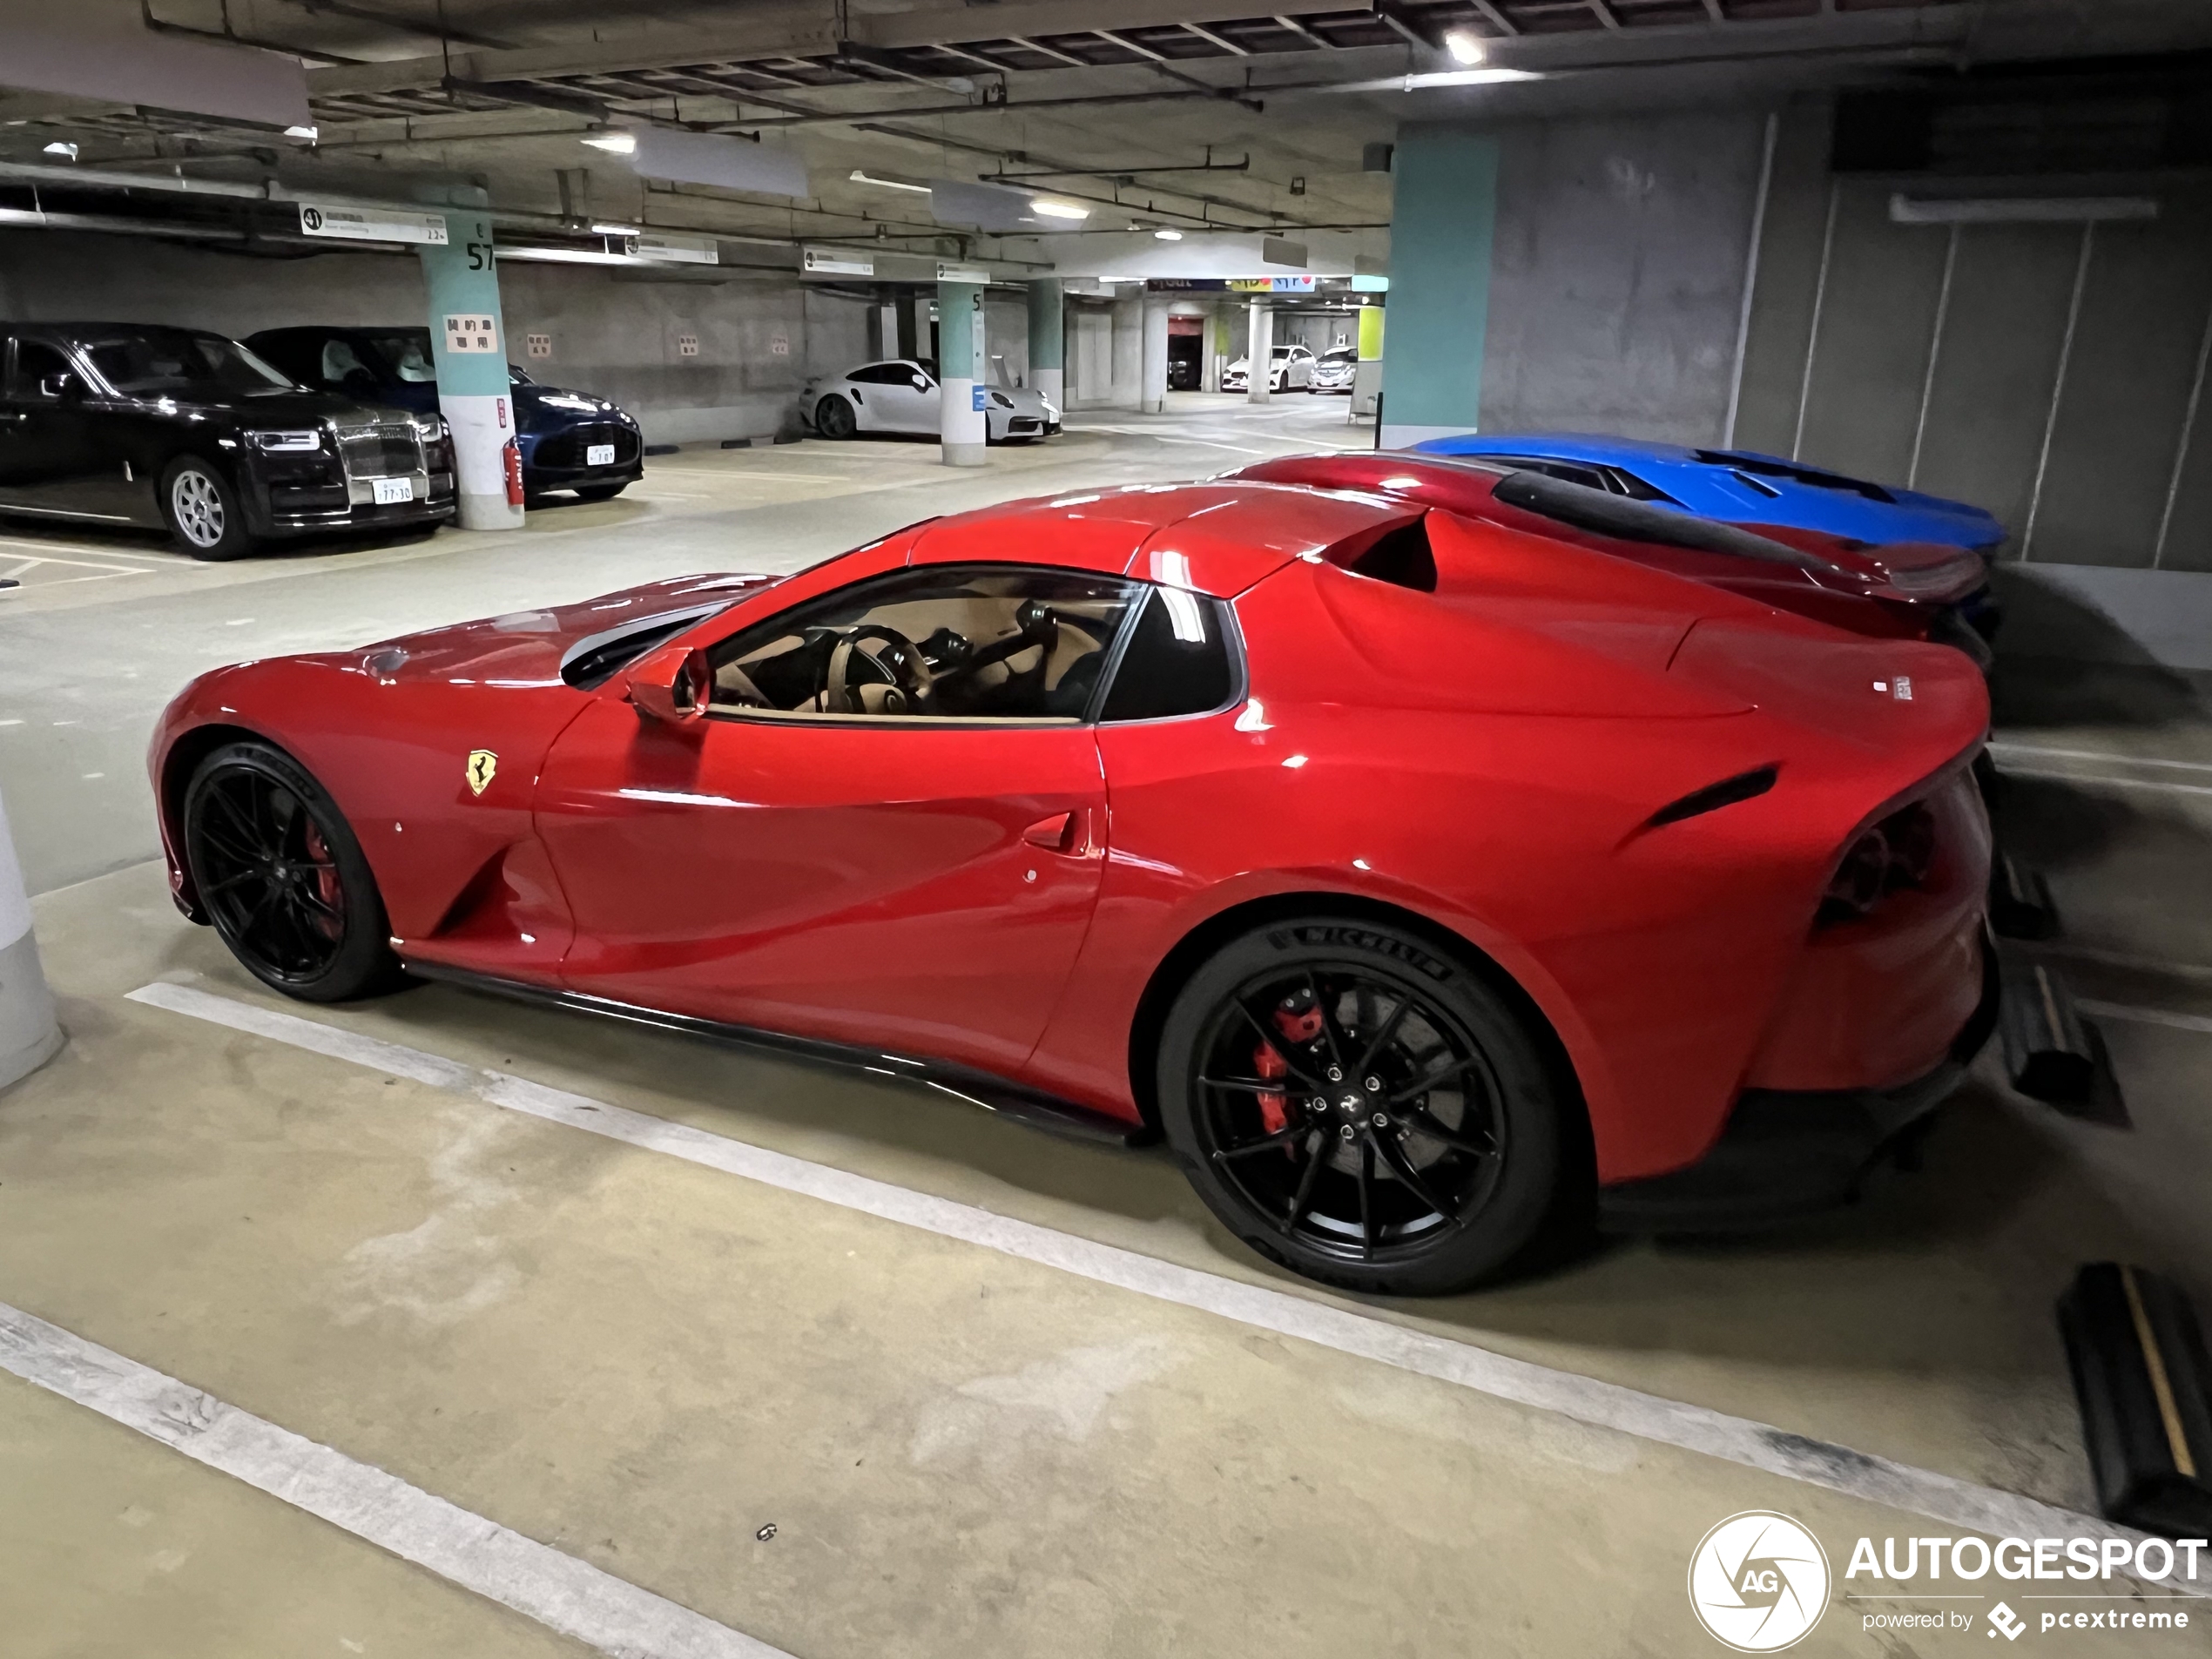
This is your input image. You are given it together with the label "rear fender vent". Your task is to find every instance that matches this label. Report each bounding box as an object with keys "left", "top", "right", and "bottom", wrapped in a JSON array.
[{"left": 1644, "top": 764, "right": 1779, "bottom": 829}]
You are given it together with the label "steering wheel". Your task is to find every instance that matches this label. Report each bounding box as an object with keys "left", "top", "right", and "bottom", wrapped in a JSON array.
[
  {"left": 961, "top": 599, "right": 1061, "bottom": 676},
  {"left": 821, "top": 624, "right": 935, "bottom": 714}
]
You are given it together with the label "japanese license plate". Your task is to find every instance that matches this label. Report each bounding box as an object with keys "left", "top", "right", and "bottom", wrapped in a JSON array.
[
  {"left": 586, "top": 443, "right": 616, "bottom": 467},
  {"left": 371, "top": 476, "right": 414, "bottom": 504}
]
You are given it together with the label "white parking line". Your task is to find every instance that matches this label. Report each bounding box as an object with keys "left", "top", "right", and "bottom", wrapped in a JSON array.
[
  {"left": 0, "top": 1301, "right": 789, "bottom": 1659},
  {"left": 2078, "top": 999, "right": 2212, "bottom": 1036},
  {"left": 1990, "top": 743, "right": 2212, "bottom": 775},
  {"left": 125, "top": 979, "right": 2204, "bottom": 1586},
  {"left": 1996, "top": 767, "right": 2212, "bottom": 799}
]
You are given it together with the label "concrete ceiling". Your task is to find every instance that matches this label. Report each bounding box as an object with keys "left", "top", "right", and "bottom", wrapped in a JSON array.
[{"left": 3, "top": 0, "right": 2210, "bottom": 278}]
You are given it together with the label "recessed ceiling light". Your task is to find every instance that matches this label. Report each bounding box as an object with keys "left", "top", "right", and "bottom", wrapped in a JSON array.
[
  {"left": 583, "top": 131, "right": 637, "bottom": 154},
  {"left": 849, "top": 168, "right": 930, "bottom": 194},
  {"left": 1444, "top": 30, "right": 1485, "bottom": 65},
  {"left": 1029, "top": 198, "right": 1090, "bottom": 220},
  {"left": 1153, "top": 228, "right": 1183, "bottom": 240}
]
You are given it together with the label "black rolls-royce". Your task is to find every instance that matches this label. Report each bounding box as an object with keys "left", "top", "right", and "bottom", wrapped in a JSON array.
[{"left": 0, "top": 322, "right": 455, "bottom": 560}]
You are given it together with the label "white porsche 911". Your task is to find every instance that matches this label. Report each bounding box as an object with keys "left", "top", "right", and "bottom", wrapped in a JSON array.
[{"left": 804, "top": 359, "right": 1060, "bottom": 443}]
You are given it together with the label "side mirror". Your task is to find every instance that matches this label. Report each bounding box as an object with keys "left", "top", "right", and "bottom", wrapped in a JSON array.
[{"left": 624, "top": 640, "right": 711, "bottom": 725}]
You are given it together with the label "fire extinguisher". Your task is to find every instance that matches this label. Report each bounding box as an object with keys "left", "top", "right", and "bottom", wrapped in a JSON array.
[{"left": 502, "top": 439, "right": 525, "bottom": 507}]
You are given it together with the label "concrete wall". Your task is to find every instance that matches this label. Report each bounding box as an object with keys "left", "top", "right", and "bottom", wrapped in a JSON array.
[
  {"left": 1477, "top": 110, "right": 1769, "bottom": 444},
  {"left": 0, "top": 230, "right": 1034, "bottom": 446}
]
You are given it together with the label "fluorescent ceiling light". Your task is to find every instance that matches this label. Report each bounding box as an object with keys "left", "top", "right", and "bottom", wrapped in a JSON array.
[
  {"left": 850, "top": 168, "right": 930, "bottom": 195},
  {"left": 1153, "top": 228, "right": 1183, "bottom": 240},
  {"left": 283, "top": 124, "right": 318, "bottom": 141},
  {"left": 583, "top": 131, "right": 637, "bottom": 154},
  {"left": 1444, "top": 30, "right": 1485, "bottom": 64},
  {"left": 1029, "top": 198, "right": 1090, "bottom": 220},
  {"left": 590, "top": 221, "right": 638, "bottom": 234},
  {"left": 1402, "top": 67, "right": 1536, "bottom": 89},
  {"left": 1889, "top": 192, "right": 2158, "bottom": 225},
  {"left": 42, "top": 141, "right": 76, "bottom": 159}
]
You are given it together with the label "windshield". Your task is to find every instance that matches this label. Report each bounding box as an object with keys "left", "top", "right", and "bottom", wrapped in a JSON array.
[
  {"left": 361, "top": 331, "right": 439, "bottom": 383},
  {"left": 84, "top": 329, "right": 297, "bottom": 396}
]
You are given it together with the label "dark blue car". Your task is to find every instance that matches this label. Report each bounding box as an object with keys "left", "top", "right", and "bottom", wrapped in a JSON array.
[
  {"left": 1412, "top": 432, "right": 2006, "bottom": 556},
  {"left": 246, "top": 326, "right": 644, "bottom": 502}
]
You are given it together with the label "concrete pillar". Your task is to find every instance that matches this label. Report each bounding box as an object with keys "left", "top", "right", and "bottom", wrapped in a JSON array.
[
  {"left": 0, "top": 786, "right": 61, "bottom": 1092},
  {"left": 1109, "top": 291, "right": 1143, "bottom": 408},
  {"left": 1026, "top": 279, "right": 1064, "bottom": 411},
  {"left": 937, "top": 280, "right": 988, "bottom": 466},
  {"left": 418, "top": 205, "right": 523, "bottom": 530},
  {"left": 1379, "top": 126, "right": 1500, "bottom": 448},
  {"left": 873, "top": 302, "right": 898, "bottom": 360},
  {"left": 1246, "top": 299, "right": 1273, "bottom": 404},
  {"left": 1140, "top": 302, "right": 1170, "bottom": 414}
]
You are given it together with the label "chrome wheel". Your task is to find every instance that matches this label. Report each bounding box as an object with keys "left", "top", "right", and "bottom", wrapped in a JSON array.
[{"left": 171, "top": 468, "right": 226, "bottom": 549}]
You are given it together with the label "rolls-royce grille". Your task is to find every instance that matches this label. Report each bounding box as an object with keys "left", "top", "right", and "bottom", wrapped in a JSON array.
[
  {"left": 535, "top": 422, "right": 639, "bottom": 469},
  {"left": 336, "top": 423, "right": 425, "bottom": 480}
]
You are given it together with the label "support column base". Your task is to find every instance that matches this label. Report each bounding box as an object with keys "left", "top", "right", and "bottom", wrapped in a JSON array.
[
  {"left": 458, "top": 494, "right": 526, "bottom": 530},
  {"left": 941, "top": 442, "right": 988, "bottom": 468},
  {"left": 0, "top": 928, "right": 62, "bottom": 1093}
]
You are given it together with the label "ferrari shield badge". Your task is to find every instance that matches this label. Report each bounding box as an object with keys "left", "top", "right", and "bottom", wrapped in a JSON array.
[{"left": 465, "top": 749, "right": 498, "bottom": 796}]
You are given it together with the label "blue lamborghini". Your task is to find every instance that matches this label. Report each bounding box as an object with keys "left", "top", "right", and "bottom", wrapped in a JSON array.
[{"left": 1412, "top": 432, "right": 2006, "bottom": 556}]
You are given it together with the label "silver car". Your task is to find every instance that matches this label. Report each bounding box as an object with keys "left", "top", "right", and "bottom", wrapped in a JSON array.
[
  {"left": 1221, "top": 344, "right": 1316, "bottom": 394},
  {"left": 1307, "top": 347, "right": 1357, "bottom": 394}
]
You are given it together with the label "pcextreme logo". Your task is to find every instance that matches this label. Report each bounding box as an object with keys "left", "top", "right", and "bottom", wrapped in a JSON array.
[{"left": 1689, "top": 1511, "right": 1832, "bottom": 1651}]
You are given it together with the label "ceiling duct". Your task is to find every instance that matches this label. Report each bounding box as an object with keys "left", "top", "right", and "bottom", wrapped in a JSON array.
[
  {"left": 624, "top": 125, "right": 809, "bottom": 200},
  {"left": 0, "top": 3, "right": 311, "bottom": 132}
]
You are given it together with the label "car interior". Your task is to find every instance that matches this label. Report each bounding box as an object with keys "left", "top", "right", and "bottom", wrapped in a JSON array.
[{"left": 709, "top": 566, "right": 1141, "bottom": 721}]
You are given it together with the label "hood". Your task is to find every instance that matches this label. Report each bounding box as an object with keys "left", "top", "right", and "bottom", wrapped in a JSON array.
[
  {"left": 991, "top": 386, "right": 1053, "bottom": 414},
  {"left": 179, "top": 387, "right": 419, "bottom": 426},
  {"left": 513, "top": 381, "right": 631, "bottom": 428},
  {"left": 353, "top": 573, "right": 779, "bottom": 689}
]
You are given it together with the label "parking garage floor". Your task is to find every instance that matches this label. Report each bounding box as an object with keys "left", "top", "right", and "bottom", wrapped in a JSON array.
[{"left": 3, "top": 394, "right": 2209, "bottom": 1656}]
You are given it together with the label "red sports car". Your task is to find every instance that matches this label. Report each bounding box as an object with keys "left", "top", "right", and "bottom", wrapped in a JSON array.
[
  {"left": 1224, "top": 452, "right": 1998, "bottom": 665},
  {"left": 150, "top": 481, "right": 1995, "bottom": 1293}
]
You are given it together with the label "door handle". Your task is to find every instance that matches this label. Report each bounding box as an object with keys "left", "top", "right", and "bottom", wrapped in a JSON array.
[{"left": 1022, "top": 809, "right": 1098, "bottom": 856}]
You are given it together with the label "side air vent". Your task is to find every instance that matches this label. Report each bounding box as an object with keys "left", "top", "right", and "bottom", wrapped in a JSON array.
[
  {"left": 1645, "top": 765, "right": 1779, "bottom": 829},
  {"left": 1345, "top": 519, "right": 1437, "bottom": 592}
]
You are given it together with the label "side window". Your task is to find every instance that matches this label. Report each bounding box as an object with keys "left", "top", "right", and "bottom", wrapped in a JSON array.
[
  {"left": 10, "top": 340, "right": 74, "bottom": 400},
  {"left": 1100, "top": 587, "right": 1236, "bottom": 723},
  {"left": 320, "top": 338, "right": 374, "bottom": 388},
  {"left": 708, "top": 564, "right": 1142, "bottom": 722}
]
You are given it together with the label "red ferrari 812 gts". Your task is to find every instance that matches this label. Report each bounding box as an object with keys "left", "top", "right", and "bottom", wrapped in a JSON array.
[{"left": 151, "top": 480, "right": 1995, "bottom": 1293}]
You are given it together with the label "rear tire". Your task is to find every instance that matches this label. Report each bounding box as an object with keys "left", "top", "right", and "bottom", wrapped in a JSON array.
[
  {"left": 574, "top": 482, "right": 628, "bottom": 502},
  {"left": 161, "top": 456, "right": 255, "bottom": 561},
  {"left": 815, "top": 395, "right": 858, "bottom": 439},
  {"left": 183, "top": 740, "right": 402, "bottom": 1002},
  {"left": 1157, "top": 915, "right": 1565, "bottom": 1295}
]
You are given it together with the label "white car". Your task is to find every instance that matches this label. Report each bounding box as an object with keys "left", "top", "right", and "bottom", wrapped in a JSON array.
[
  {"left": 804, "top": 359, "right": 1059, "bottom": 443},
  {"left": 1221, "top": 344, "right": 1316, "bottom": 394}
]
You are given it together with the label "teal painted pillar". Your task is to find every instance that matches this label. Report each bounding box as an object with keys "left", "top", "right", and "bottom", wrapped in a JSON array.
[
  {"left": 417, "top": 201, "right": 523, "bottom": 529},
  {"left": 1026, "top": 279, "right": 1063, "bottom": 415},
  {"left": 1379, "top": 126, "right": 1500, "bottom": 448},
  {"left": 937, "top": 280, "right": 987, "bottom": 467}
]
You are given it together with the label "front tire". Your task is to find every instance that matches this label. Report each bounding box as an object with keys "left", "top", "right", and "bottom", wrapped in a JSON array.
[
  {"left": 183, "top": 740, "right": 401, "bottom": 1002},
  {"left": 815, "top": 395, "right": 858, "bottom": 440},
  {"left": 161, "top": 456, "right": 255, "bottom": 561},
  {"left": 1158, "top": 916, "right": 1564, "bottom": 1295}
]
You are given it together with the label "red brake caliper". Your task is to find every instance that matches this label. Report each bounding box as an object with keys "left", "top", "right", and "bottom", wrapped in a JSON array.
[
  {"left": 303, "top": 821, "right": 342, "bottom": 939},
  {"left": 1253, "top": 1001, "right": 1324, "bottom": 1137}
]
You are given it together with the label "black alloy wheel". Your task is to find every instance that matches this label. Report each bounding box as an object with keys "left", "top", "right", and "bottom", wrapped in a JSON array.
[
  {"left": 183, "top": 740, "right": 401, "bottom": 1002},
  {"left": 815, "top": 395, "right": 858, "bottom": 439},
  {"left": 1160, "top": 918, "right": 1565, "bottom": 1294}
]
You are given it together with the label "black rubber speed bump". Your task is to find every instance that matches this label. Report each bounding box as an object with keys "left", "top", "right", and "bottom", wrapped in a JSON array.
[
  {"left": 1999, "top": 954, "right": 2099, "bottom": 1107},
  {"left": 1990, "top": 851, "right": 2060, "bottom": 941},
  {"left": 2059, "top": 1264, "right": 2212, "bottom": 1536}
]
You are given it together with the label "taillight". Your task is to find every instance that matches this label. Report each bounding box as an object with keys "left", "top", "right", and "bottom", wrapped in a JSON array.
[{"left": 1817, "top": 801, "right": 1935, "bottom": 927}]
